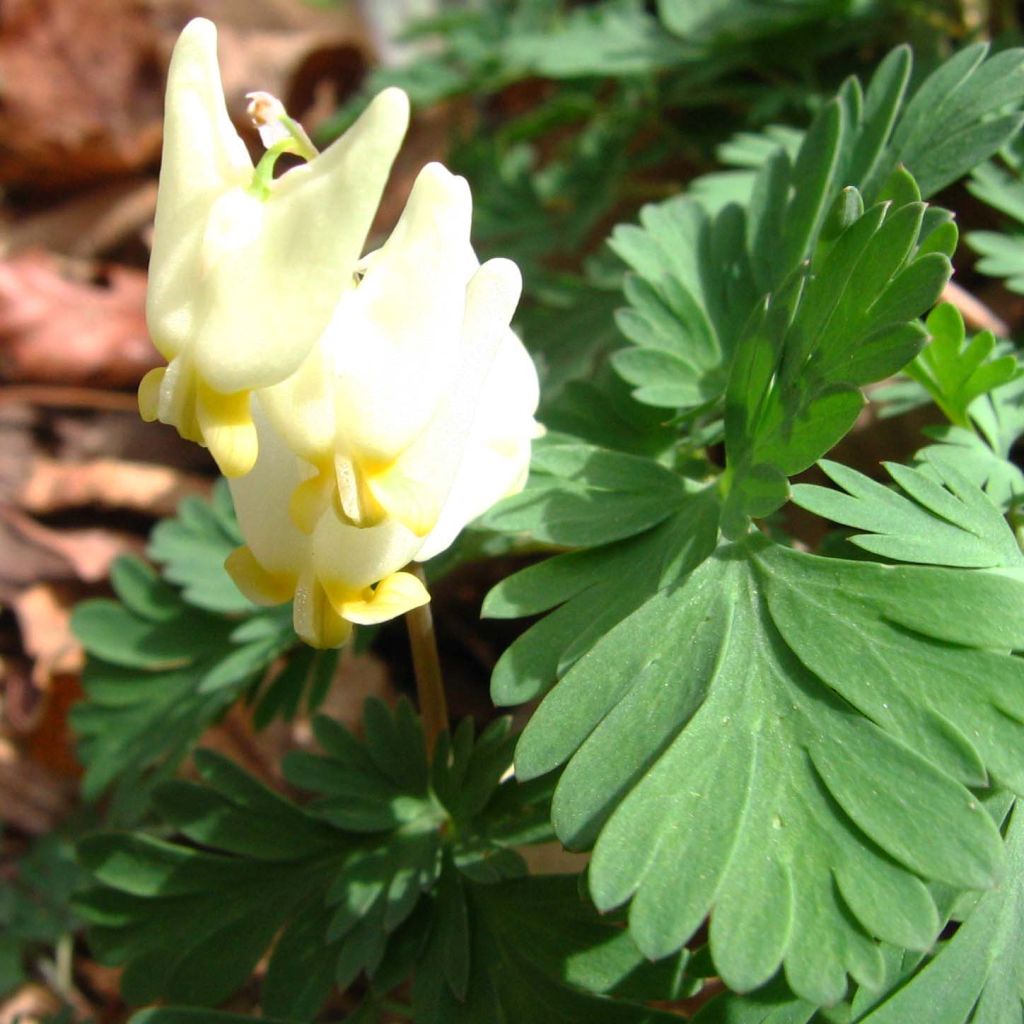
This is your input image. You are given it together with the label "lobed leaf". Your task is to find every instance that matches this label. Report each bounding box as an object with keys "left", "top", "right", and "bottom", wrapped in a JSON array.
[
  {"left": 481, "top": 442, "right": 691, "bottom": 546},
  {"left": 506, "top": 533, "right": 1024, "bottom": 1005},
  {"left": 906, "top": 304, "right": 1020, "bottom": 429},
  {"left": 855, "top": 803, "right": 1024, "bottom": 1023},
  {"left": 77, "top": 702, "right": 625, "bottom": 1021},
  {"left": 791, "top": 455, "right": 1024, "bottom": 569}
]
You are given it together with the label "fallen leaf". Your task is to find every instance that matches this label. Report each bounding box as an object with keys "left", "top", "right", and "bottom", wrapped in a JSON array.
[
  {"left": 0, "top": 506, "right": 139, "bottom": 587},
  {"left": 10, "top": 585, "right": 83, "bottom": 690},
  {"left": 0, "top": 0, "right": 165, "bottom": 190},
  {"left": 0, "top": 179, "right": 157, "bottom": 260},
  {"left": 0, "top": 514, "right": 71, "bottom": 601},
  {"left": 0, "top": 253, "right": 155, "bottom": 388},
  {"left": 0, "top": 984, "right": 63, "bottom": 1024},
  {"left": 22, "top": 669, "right": 84, "bottom": 782},
  {"left": 19, "top": 457, "right": 209, "bottom": 518}
]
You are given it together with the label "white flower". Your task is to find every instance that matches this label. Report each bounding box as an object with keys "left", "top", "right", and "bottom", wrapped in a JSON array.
[
  {"left": 226, "top": 174, "right": 540, "bottom": 647},
  {"left": 260, "top": 161, "right": 537, "bottom": 542},
  {"left": 143, "top": 19, "right": 542, "bottom": 645},
  {"left": 139, "top": 17, "right": 409, "bottom": 478},
  {"left": 226, "top": 401, "right": 430, "bottom": 648}
]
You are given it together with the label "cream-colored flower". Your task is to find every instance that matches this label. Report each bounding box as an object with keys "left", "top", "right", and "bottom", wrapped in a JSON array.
[
  {"left": 226, "top": 200, "right": 541, "bottom": 647},
  {"left": 259, "top": 162, "right": 539, "bottom": 542},
  {"left": 226, "top": 401, "right": 430, "bottom": 648},
  {"left": 139, "top": 17, "right": 409, "bottom": 478},
  {"left": 144, "top": 19, "right": 542, "bottom": 644}
]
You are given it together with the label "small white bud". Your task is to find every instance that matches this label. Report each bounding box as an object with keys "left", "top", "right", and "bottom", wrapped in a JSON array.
[{"left": 246, "top": 91, "right": 292, "bottom": 149}]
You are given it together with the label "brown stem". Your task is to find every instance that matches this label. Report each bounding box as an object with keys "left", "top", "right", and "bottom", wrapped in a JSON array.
[{"left": 405, "top": 563, "right": 448, "bottom": 755}]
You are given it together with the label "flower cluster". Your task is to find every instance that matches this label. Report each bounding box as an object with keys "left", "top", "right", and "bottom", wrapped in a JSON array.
[{"left": 141, "top": 19, "right": 540, "bottom": 647}]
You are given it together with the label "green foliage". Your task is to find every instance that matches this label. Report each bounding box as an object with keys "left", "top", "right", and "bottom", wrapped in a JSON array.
[
  {"left": 692, "top": 975, "right": 816, "bottom": 1024},
  {"left": 77, "top": 702, "right": 686, "bottom": 1022},
  {"left": 691, "top": 42, "right": 1024, "bottom": 211},
  {"left": 850, "top": 801, "right": 1024, "bottom": 1024},
  {"left": 76, "top": 751, "right": 345, "bottom": 1010},
  {"left": 906, "top": 304, "right": 1019, "bottom": 429},
  {"left": 496, "top": 526, "right": 1024, "bottom": 1004},
  {"left": 791, "top": 453, "right": 1024, "bottom": 568},
  {"left": 70, "top": 486, "right": 327, "bottom": 820},
  {"left": 481, "top": 441, "right": 692, "bottom": 546},
  {"left": 0, "top": 835, "right": 82, "bottom": 996},
  {"left": 146, "top": 483, "right": 252, "bottom": 614},
  {"left": 412, "top": 871, "right": 691, "bottom": 1023},
  {"left": 606, "top": 42, "right": 1023, "bottom": 502},
  {"left": 720, "top": 195, "right": 950, "bottom": 533},
  {"left": 482, "top": 465, "right": 720, "bottom": 707},
  {"left": 60, "top": 15, "right": 1024, "bottom": 1024},
  {"left": 608, "top": 195, "right": 755, "bottom": 411},
  {"left": 657, "top": 0, "right": 849, "bottom": 43},
  {"left": 968, "top": 135, "right": 1024, "bottom": 294}
]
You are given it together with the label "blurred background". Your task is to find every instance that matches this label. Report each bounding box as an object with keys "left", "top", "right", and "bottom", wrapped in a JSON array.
[{"left": 1, "top": 1, "right": 1021, "bottom": 1020}]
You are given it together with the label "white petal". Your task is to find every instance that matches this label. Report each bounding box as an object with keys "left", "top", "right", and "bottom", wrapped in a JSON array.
[
  {"left": 228, "top": 399, "right": 314, "bottom": 574},
  {"left": 198, "top": 88, "right": 411, "bottom": 394},
  {"left": 416, "top": 326, "right": 539, "bottom": 562},
  {"left": 361, "top": 256, "right": 524, "bottom": 545},
  {"left": 312, "top": 514, "right": 422, "bottom": 593},
  {"left": 146, "top": 17, "right": 252, "bottom": 360},
  {"left": 330, "top": 163, "right": 476, "bottom": 463}
]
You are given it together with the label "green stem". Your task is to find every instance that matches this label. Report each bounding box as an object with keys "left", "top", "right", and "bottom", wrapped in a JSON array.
[
  {"left": 55, "top": 932, "right": 74, "bottom": 998},
  {"left": 405, "top": 564, "right": 448, "bottom": 755}
]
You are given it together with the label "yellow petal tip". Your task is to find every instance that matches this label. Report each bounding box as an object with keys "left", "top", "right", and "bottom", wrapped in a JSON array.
[
  {"left": 138, "top": 367, "right": 166, "bottom": 422},
  {"left": 336, "top": 570, "right": 430, "bottom": 626},
  {"left": 197, "top": 384, "right": 258, "bottom": 477},
  {"left": 224, "top": 546, "right": 295, "bottom": 605}
]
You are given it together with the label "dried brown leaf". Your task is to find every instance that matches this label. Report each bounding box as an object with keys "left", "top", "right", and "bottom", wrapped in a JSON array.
[
  {"left": 0, "top": 0, "right": 165, "bottom": 190},
  {"left": 0, "top": 737, "right": 72, "bottom": 834},
  {"left": 1, "top": 179, "right": 158, "bottom": 260},
  {"left": 0, "top": 984, "right": 62, "bottom": 1024},
  {"left": 19, "top": 457, "right": 208, "bottom": 517},
  {"left": 0, "top": 252, "right": 156, "bottom": 387},
  {"left": 10, "top": 584, "right": 83, "bottom": 689},
  {"left": 0, "top": 506, "right": 139, "bottom": 587}
]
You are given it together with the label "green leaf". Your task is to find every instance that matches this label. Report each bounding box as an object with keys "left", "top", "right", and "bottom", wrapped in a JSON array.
[
  {"left": 722, "top": 197, "right": 950, "bottom": 526},
  {"left": 414, "top": 869, "right": 685, "bottom": 1023},
  {"left": 71, "top": 591, "right": 295, "bottom": 814},
  {"left": 70, "top": 487, "right": 319, "bottom": 815},
  {"left": 481, "top": 443, "right": 690, "bottom": 546},
  {"left": 906, "top": 304, "right": 1020, "bottom": 428},
  {"left": 916, "top": 361, "right": 1024, "bottom": 512},
  {"left": 968, "top": 133, "right": 1024, "bottom": 294},
  {"left": 77, "top": 704, "right": 574, "bottom": 1018},
  {"left": 76, "top": 749, "right": 345, "bottom": 1008},
  {"left": 0, "top": 833, "right": 83, "bottom": 996},
  {"left": 148, "top": 482, "right": 251, "bottom": 614},
  {"left": 790, "top": 455, "right": 1024, "bottom": 568},
  {"left": 965, "top": 230, "right": 1024, "bottom": 294},
  {"left": 855, "top": 802, "right": 1024, "bottom": 1023},
  {"left": 542, "top": 371, "right": 677, "bottom": 458},
  {"left": 608, "top": 195, "right": 757, "bottom": 413},
  {"left": 658, "top": 0, "right": 855, "bottom": 41},
  {"left": 694, "top": 43, "right": 1024, "bottom": 209},
  {"left": 505, "top": 532, "right": 1024, "bottom": 1004},
  {"left": 484, "top": 488, "right": 720, "bottom": 705},
  {"left": 501, "top": 1, "right": 682, "bottom": 78},
  {"left": 693, "top": 974, "right": 817, "bottom": 1023},
  {"left": 886, "top": 44, "right": 1024, "bottom": 200},
  {"left": 132, "top": 1011, "right": 301, "bottom": 1024}
]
